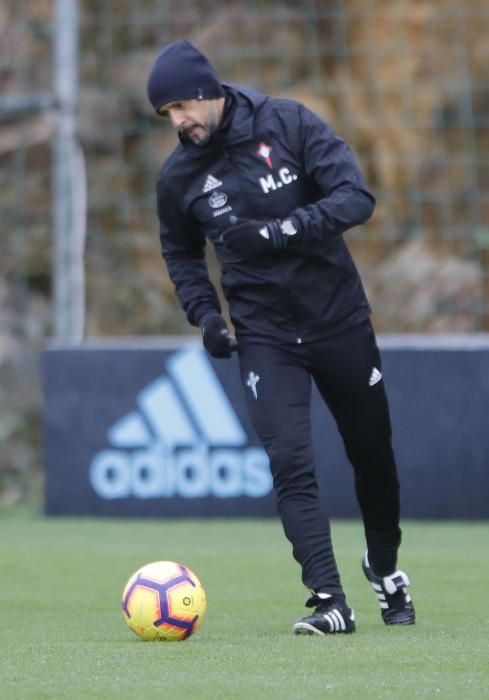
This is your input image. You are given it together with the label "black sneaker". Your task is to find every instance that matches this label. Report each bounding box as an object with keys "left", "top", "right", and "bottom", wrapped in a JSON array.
[
  {"left": 362, "top": 551, "right": 415, "bottom": 625},
  {"left": 293, "top": 593, "right": 356, "bottom": 635}
]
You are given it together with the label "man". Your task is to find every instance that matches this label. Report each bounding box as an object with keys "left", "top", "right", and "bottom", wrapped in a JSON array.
[{"left": 147, "top": 39, "right": 415, "bottom": 635}]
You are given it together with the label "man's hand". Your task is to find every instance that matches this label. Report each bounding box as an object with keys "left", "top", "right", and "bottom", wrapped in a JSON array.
[
  {"left": 220, "top": 216, "right": 297, "bottom": 259},
  {"left": 201, "top": 315, "right": 238, "bottom": 359}
]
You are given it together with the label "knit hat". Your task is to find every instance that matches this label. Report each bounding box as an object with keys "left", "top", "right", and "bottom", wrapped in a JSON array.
[{"left": 147, "top": 40, "right": 225, "bottom": 113}]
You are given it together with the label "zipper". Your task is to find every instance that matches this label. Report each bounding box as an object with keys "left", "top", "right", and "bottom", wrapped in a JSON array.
[{"left": 223, "top": 143, "right": 304, "bottom": 344}]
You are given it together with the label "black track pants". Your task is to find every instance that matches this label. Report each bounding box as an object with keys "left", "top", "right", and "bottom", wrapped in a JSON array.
[{"left": 237, "top": 321, "right": 401, "bottom": 595}]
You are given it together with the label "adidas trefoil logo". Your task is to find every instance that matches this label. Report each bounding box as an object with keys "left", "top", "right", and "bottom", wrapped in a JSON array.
[
  {"left": 203, "top": 174, "right": 222, "bottom": 193},
  {"left": 369, "top": 367, "right": 382, "bottom": 386}
]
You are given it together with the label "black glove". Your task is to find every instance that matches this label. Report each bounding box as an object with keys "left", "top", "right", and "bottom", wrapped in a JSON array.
[
  {"left": 220, "top": 216, "right": 297, "bottom": 259},
  {"left": 201, "top": 315, "right": 238, "bottom": 359}
]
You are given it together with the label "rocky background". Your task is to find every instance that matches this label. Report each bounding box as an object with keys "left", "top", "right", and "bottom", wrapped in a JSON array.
[{"left": 1, "top": 0, "right": 488, "bottom": 505}]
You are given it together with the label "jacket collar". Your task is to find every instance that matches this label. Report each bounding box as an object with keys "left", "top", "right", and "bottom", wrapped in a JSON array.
[{"left": 180, "top": 83, "right": 267, "bottom": 158}]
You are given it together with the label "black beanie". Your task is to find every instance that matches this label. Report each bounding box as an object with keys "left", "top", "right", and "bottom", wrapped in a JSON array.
[{"left": 147, "top": 40, "right": 225, "bottom": 113}]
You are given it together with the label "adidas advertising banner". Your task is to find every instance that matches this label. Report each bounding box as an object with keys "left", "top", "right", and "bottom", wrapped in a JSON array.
[
  {"left": 44, "top": 337, "right": 489, "bottom": 518},
  {"left": 44, "top": 343, "right": 275, "bottom": 517}
]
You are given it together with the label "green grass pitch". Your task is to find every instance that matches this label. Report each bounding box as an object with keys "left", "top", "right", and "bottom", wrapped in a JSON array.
[{"left": 0, "top": 514, "right": 487, "bottom": 699}]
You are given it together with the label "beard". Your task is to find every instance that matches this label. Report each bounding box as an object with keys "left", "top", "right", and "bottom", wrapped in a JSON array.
[
  {"left": 180, "top": 124, "right": 210, "bottom": 145},
  {"left": 179, "top": 106, "right": 221, "bottom": 145}
]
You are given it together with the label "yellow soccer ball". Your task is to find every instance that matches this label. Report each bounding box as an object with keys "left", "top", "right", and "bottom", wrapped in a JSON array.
[{"left": 122, "top": 560, "right": 207, "bottom": 641}]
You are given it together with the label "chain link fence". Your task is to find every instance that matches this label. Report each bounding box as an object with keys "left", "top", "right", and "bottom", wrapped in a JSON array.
[{"left": 1, "top": 0, "right": 489, "bottom": 503}]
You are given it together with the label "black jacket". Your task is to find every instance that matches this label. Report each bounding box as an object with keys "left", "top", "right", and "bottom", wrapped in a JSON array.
[{"left": 156, "top": 84, "right": 375, "bottom": 344}]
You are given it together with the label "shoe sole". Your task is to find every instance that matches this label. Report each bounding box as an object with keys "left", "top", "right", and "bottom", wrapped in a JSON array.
[
  {"left": 383, "top": 608, "right": 416, "bottom": 625},
  {"left": 384, "top": 616, "right": 415, "bottom": 625},
  {"left": 293, "top": 622, "right": 355, "bottom": 636}
]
